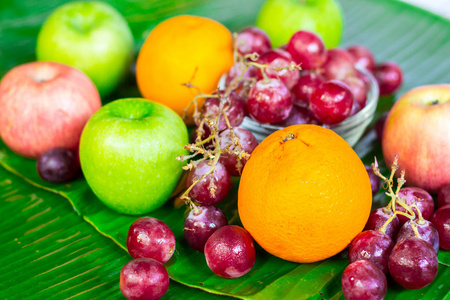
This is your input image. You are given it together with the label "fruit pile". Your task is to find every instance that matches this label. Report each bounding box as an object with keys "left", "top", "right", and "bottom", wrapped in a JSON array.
[
  {"left": 342, "top": 156, "right": 450, "bottom": 299},
  {"left": 217, "top": 27, "right": 403, "bottom": 128}
]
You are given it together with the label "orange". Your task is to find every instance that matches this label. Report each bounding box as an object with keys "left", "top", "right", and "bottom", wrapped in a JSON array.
[
  {"left": 238, "top": 125, "right": 372, "bottom": 263},
  {"left": 136, "top": 15, "right": 234, "bottom": 122}
]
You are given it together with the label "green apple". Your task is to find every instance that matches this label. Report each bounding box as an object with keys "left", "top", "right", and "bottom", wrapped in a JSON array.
[
  {"left": 79, "top": 98, "right": 189, "bottom": 215},
  {"left": 36, "top": 1, "right": 134, "bottom": 98},
  {"left": 256, "top": 0, "right": 344, "bottom": 49}
]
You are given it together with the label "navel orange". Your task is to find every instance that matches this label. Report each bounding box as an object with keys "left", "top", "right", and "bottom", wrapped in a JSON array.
[
  {"left": 238, "top": 124, "right": 372, "bottom": 263},
  {"left": 136, "top": 15, "right": 234, "bottom": 123}
]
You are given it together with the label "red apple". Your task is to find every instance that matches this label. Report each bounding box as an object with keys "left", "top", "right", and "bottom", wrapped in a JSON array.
[
  {"left": 0, "top": 61, "right": 101, "bottom": 158},
  {"left": 382, "top": 84, "right": 450, "bottom": 193}
]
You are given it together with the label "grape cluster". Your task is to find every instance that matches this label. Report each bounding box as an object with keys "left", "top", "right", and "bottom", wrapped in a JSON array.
[{"left": 342, "top": 156, "right": 450, "bottom": 299}]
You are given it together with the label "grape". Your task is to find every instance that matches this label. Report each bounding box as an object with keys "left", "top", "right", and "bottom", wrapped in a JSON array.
[
  {"left": 437, "top": 183, "right": 450, "bottom": 208},
  {"left": 430, "top": 205, "right": 450, "bottom": 250},
  {"left": 365, "top": 165, "right": 380, "bottom": 196},
  {"left": 36, "top": 147, "right": 79, "bottom": 183},
  {"left": 291, "top": 71, "right": 325, "bottom": 106},
  {"left": 341, "top": 260, "right": 387, "bottom": 300},
  {"left": 183, "top": 205, "right": 228, "bottom": 252},
  {"left": 204, "top": 225, "right": 255, "bottom": 278},
  {"left": 364, "top": 207, "right": 401, "bottom": 240},
  {"left": 347, "top": 45, "right": 376, "bottom": 71},
  {"left": 255, "top": 49, "right": 300, "bottom": 89},
  {"left": 374, "top": 62, "right": 403, "bottom": 95},
  {"left": 120, "top": 258, "right": 169, "bottom": 300},
  {"left": 388, "top": 237, "right": 438, "bottom": 289},
  {"left": 126, "top": 217, "right": 176, "bottom": 264},
  {"left": 320, "top": 48, "right": 356, "bottom": 80},
  {"left": 397, "top": 219, "right": 439, "bottom": 254},
  {"left": 201, "top": 91, "right": 246, "bottom": 131},
  {"left": 287, "top": 30, "right": 327, "bottom": 70},
  {"left": 218, "top": 128, "right": 258, "bottom": 176},
  {"left": 274, "top": 105, "right": 320, "bottom": 127},
  {"left": 342, "top": 76, "right": 368, "bottom": 108},
  {"left": 348, "top": 230, "right": 394, "bottom": 273},
  {"left": 247, "top": 78, "right": 293, "bottom": 124},
  {"left": 375, "top": 112, "right": 388, "bottom": 142},
  {"left": 186, "top": 160, "right": 231, "bottom": 205},
  {"left": 349, "top": 99, "right": 361, "bottom": 116},
  {"left": 309, "top": 80, "right": 353, "bottom": 125},
  {"left": 225, "top": 62, "right": 256, "bottom": 88},
  {"left": 395, "top": 187, "right": 435, "bottom": 224},
  {"left": 236, "top": 27, "right": 271, "bottom": 56}
]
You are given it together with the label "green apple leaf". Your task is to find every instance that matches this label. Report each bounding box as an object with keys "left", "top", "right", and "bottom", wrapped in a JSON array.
[{"left": 1, "top": 0, "right": 450, "bottom": 299}]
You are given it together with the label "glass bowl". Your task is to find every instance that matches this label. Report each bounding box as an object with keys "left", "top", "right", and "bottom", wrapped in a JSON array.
[{"left": 240, "top": 66, "right": 379, "bottom": 147}]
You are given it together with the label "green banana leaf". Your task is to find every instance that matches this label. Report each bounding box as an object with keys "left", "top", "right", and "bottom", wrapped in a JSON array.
[{"left": 1, "top": 0, "right": 450, "bottom": 299}]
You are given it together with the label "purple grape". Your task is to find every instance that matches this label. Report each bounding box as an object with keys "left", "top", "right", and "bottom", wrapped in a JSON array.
[
  {"left": 395, "top": 187, "right": 435, "bottom": 224},
  {"left": 204, "top": 225, "right": 255, "bottom": 278},
  {"left": 347, "top": 45, "right": 376, "bottom": 72},
  {"left": 437, "top": 183, "right": 450, "bottom": 208},
  {"left": 397, "top": 219, "right": 439, "bottom": 254},
  {"left": 365, "top": 165, "right": 380, "bottom": 196},
  {"left": 320, "top": 48, "right": 356, "bottom": 80},
  {"left": 201, "top": 91, "right": 246, "bottom": 131},
  {"left": 348, "top": 230, "right": 394, "bottom": 273},
  {"left": 255, "top": 49, "right": 300, "bottom": 89},
  {"left": 183, "top": 205, "right": 228, "bottom": 252},
  {"left": 36, "top": 147, "right": 79, "bottom": 183},
  {"left": 247, "top": 78, "right": 293, "bottom": 124},
  {"left": 341, "top": 260, "right": 387, "bottom": 300},
  {"left": 388, "top": 237, "right": 438, "bottom": 289},
  {"left": 364, "top": 207, "right": 401, "bottom": 240},
  {"left": 430, "top": 205, "right": 450, "bottom": 250},
  {"left": 374, "top": 62, "right": 403, "bottom": 95},
  {"left": 342, "top": 76, "right": 368, "bottom": 108},
  {"left": 291, "top": 71, "right": 326, "bottom": 106},
  {"left": 218, "top": 127, "right": 258, "bottom": 176},
  {"left": 287, "top": 30, "right": 327, "bottom": 70},
  {"left": 273, "top": 105, "right": 320, "bottom": 127},
  {"left": 236, "top": 27, "right": 271, "bottom": 56},
  {"left": 186, "top": 160, "right": 231, "bottom": 205},
  {"left": 120, "top": 258, "right": 169, "bottom": 300},
  {"left": 375, "top": 112, "right": 388, "bottom": 142},
  {"left": 126, "top": 217, "right": 176, "bottom": 263},
  {"left": 309, "top": 80, "right": 353, "bottom": 125}
]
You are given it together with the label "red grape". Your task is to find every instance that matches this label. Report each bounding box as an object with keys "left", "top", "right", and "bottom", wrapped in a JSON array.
[
  {"left": 348, "top": 230, "right": 394, "bottom": 273},
  {"left": 364, "top": 207, "right": 401, "bottom": 240},
  {"left": 201, "top": 91, "right": 246, "bottom": 131},
  {"left": 349, "top": 99, "right": 361, "bottom": 116},
  {"left": 374, "top": 62, "right": 403, "bottom": 95},
  {"left": 430, "top": 205, "right": 450, "bottom": 250},
  {"left": 236, "top": 27, "right": 271, "bottom": 56},
  {"left": 388, "top": 237, "right": 438, "bottom": 290},
  {"left": 218, "top": 128, "right": 258, "bottom": 176},
  {"left": 225, "top": 62, "right": 256, "bottom": 87},
  {"left": 274, "top": 105, "right": 320, "bottom": 127},
  {"left": 291, "top": 71, "right": 325, "bottom": 106},
  {"left": 126, "top": 217, "right": 176, "bottom": 263},
  {"left": 36, "top": 147, "right": 79, "bottom": 183},
  {"left": 255, "top": 49, "right": 300, "bottom": 89},
  {"left": 204, "top": 225, "right": 256, "bottom": 278},
  {"left": 341, "top": 260, "right": 387, "bottom": 300},
  {"left": 397, "top": 219, "right": 439, "bottom": 254},
  {"left": 320, "top": 48, "right": 356, "bottom": 80},
  {"left": 120, "top": 258, "right": 169, "bottom": 300},
  {"left": 342, "top": 76, "right": 368, "bottom": 108},
  {"left": 365, "top": 165, "right": 380, "bottom": 196},
  {"left": 247, "top": 78, "right": 293, "bottom": 124},
  {"left": 186, "top": 160, "right": 231, "bottom": 205},
  {"left": 309, "top": 80, "right": 353, "bottom": 125},
  {"left": 395, "top": 187, "right": 434, "bottom": 224},
  {"left": 347, "top": 45, "right": 376, "bottom": 72},
  {"left": 437, "top": 183, "right": 450, "bottom": 208},
  {"left": 183, "top": 205, "right": 228, "bottom": 252},
  {"left": 287, "top": 30, "right": 327, "bottom": 70}
]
